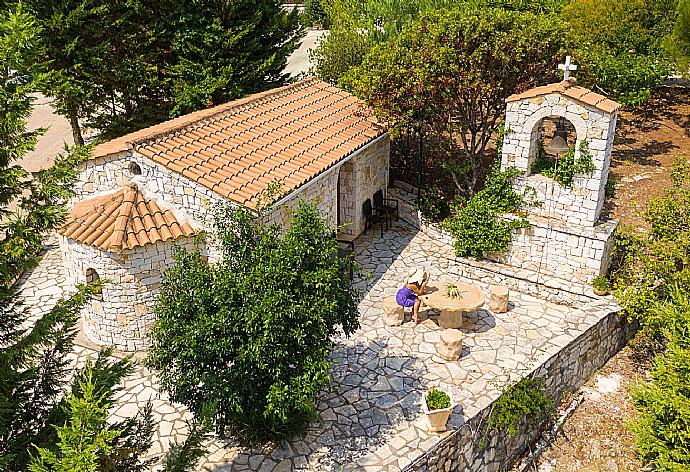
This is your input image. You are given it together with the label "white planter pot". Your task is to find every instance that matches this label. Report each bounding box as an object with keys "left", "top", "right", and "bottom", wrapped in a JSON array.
[{"left": 422, "top": 390, "right": 455, "bottom": 433}]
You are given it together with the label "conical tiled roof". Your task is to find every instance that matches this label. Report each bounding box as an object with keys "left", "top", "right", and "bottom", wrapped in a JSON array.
[{"left": 59, "top": 183, "right": 196, "bottom": 252}]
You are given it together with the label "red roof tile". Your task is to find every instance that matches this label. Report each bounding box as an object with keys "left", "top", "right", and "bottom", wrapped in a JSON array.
[
  {"left": 506, "top": 78, "right": 621, "bottom": 113},
  {"left": 92, "top": 78, "right": 386, "bottom": 207},
  {"left": 59, "top": 183, "right": 196, "bottom": 252}
]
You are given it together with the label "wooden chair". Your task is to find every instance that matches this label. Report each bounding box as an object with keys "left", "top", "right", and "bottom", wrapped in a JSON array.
[
  {"left": 363, "top": 198, "right": 385, "bottom": 237},
  {"left": 373, "top": 189, "right": 399, "bottom": 229}
]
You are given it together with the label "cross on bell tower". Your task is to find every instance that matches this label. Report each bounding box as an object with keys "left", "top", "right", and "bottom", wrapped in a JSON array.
[{"left": 558, "top": 56, "right": 577, "bottom": 80}]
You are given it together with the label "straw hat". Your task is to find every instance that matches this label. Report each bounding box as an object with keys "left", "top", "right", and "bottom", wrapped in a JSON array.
[{"left": 407, "top": 268, "right": 427, "bottom": 285}]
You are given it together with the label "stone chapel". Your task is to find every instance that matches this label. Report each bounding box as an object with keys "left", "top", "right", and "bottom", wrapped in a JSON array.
[{"left": 58, "top": 78, "right": 390, "bottom": 351}]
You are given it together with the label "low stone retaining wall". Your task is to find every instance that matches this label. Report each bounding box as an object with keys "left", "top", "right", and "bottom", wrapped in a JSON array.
[
  {"left": 388, "top": 184, "right": 601, "bottom": 306},
  {"left": 407, "top": 302, "right": 636, "bottom": 471}
]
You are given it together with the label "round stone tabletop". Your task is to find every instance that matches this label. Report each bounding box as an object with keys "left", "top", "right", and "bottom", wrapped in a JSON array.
[{"left": 420, "top": 281, "right": 485, "bottom": 313}]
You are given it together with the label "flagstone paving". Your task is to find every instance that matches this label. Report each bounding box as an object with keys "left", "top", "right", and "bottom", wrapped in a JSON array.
[{"left": 17, "top": 224, "right": 618, "bottom": 471}]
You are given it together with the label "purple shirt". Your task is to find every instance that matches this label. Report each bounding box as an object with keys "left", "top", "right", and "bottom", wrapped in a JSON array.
[{"left": 396, "top": 284, "right": 417, "bottom": 308}]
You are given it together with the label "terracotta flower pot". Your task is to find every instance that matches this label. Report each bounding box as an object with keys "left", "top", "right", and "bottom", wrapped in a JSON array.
[
  {"left": 422, "top": 390, "right": 455, "bottom": 433},
  {"left": 593, "top": 287, "right": 609, "bottom": 296}
]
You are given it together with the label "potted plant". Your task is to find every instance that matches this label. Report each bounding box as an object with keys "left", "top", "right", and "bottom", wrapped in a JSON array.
[
  {"left": 422, "top": 387, "right": 454, "bottom": 432},
  {"left": 592, "top": 275, "right": 610, "bottom": 296}
]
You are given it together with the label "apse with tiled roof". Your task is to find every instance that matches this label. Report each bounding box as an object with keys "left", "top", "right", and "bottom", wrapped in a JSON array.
[
  {"left": 57, "top": 182, "right": 201, "bottom": 351},
  {"left": 58, "top": 77, "right": 391, "bottom": 351}
]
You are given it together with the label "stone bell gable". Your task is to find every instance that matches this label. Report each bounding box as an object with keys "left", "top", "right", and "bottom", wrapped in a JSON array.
[
  {"left": 501, "top": 78, "right": 620, "bottom": 227},
  {"left": 492, "top": 77, "right": 621, "bottom": 286}
]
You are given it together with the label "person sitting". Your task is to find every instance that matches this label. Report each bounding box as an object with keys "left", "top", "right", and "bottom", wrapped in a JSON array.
[{"left": 396, "top": 268, "right": 429, "bottom": 324}]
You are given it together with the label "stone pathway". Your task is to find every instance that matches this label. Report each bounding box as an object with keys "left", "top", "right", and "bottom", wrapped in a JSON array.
[{"left": 16, "top": 223, "right": 619, "bottom": 471}]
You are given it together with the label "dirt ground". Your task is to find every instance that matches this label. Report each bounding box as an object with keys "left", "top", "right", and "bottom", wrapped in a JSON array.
[
  {"left": 528, "top": 87, "right": 690, "bottom": 472},
  {"left": 529, "top": 347, "right": 646, "bottom": 472},
  {"left": 606, "top": 86, "right": 690, "bottom": 230}
]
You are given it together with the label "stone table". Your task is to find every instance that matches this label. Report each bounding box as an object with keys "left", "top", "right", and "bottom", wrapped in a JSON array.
[{"left": 420, "top": 282, "right": 485, "bottom": 328}]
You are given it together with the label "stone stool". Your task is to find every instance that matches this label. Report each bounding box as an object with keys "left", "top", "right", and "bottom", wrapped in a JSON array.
[
  {"left": 439, "top": 329, "right": 463, "bottom": 361},
  {"left": 489, "top": 285, "right": 509, "bottom": 313},
  {"left": 383, "top": 297, "right": 404, "bottom": 327}
]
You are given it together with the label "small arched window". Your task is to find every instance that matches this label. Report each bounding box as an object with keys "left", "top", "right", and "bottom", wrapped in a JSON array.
[
  {"left": 129, "top": 162, "right": 142, "bottom": 176},
  {"left": 85, "top": 268, "right": 103, "bottom": 300}
]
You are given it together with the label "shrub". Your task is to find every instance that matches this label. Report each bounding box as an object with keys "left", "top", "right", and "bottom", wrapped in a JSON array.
[
  {"left": 426, "top": 387, "right": 451, "bottom": 410},
  {"left": 415, "top": 187, "right": 451, "bottom": 223},
  {"left": 592, "top": 275, "right": 611, "bottom": 292},
  {"left": 442, "top": 165, "right": 531, "bottom": 257},
  {"left": 304, "top": 0, "right": 328, "bottom": 27},
  {"left": 613, "top": 157, "right": 690, "bottom": 339},
  {"left": 147, "top": 202, "right": 360, "bottom": 444},
  {"left": 485, "top": 377, "right": 553, "bottom": 440},
  {"left": 630, "top": 288, "right": 690, "bottom": 470},
  {"left": 530, "top": 140, "right": 596, "bottom": 187},
  {"left": 562, "top": 0, "right": 677, "bottom": 106},
  {"left": 613, "top": 158, "right": 690, "bottom": 469}
]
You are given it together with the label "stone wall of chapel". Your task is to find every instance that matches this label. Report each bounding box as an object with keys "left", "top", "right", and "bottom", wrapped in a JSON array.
[
  {"left": 76, "top": 135, "right": 389, "bottom": 248},
  {"left": 501, "top": 93, "right": 618, "bottom": 227},
  {"left": 59, "top": 235, "right": 201, "bottom": 351},
  {"left": 75, "top": 151, "right": 225, "bottom": 230},
  {"left": 349, "top": 137, "right": 390, "bottom": 237},
  {"left": 261, "top": 135, "right": 390, "bottom": 238},
  {"left": 261, "top": 165, "right": 340, "bottom": 231}
]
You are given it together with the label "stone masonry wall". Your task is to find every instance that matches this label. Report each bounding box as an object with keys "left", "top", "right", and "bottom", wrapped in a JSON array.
[
  {"left": 75, "top": 151, "right": 225, "bottom": 230},
  {"left": 488, "top": 215, "right": 617, "bottom": 284},
  {"left": 261, "top": 166, "right": 340, "bottom": 231},
  {"left": 408, "top": 304, "right": 636, "bottom": 471},
  {"left": 77, "top": 135, "right": 390, "bottom": 243},
  {"left": 59, "top": 234, "right": 200, "bottom": 351},
  {"left": 390, "top": 186, "right": 611, "bottom": 304},
  {"left": 501, "top": 92, "right": 618, "bottom": 227},
  {"left": 347, "top": 136, "right": 390, "bottom": 237}
]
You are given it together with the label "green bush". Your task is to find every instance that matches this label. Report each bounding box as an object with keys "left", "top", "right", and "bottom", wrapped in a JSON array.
[
  {"left": 613, "top": 157, "right": 690, "bottom": 339},
  {"left": 442, "top": 165, "right": 531, "bottom": 257},
  {"left": 415, "top": 187, "right": 451, "bottom": 223},
  {"left": 613, "top": 158, "right": 690, "bottom": 470},
  {"left": 304, "top": 0, "right": 328, "bottom": 27},
  {"left": 484, "top": 377, "right": 553, "bottom": 443},
  {"left": 630, "top": 289, "right": 690, "bottom": 471},
  {"left": 563, "top": 0, "right": 677, "bottom": 106},
  {"left": 426, "top": 387, "right": 451, "bottom": 410},
  {"left": 147, "top": 202, "right": 360, "bottom": 444},
  {"left": 530, "top": 140, "right": 596, "bottom": 187},
  {"left": 592, "top": 275, "right": 611, "bottom": 292}
]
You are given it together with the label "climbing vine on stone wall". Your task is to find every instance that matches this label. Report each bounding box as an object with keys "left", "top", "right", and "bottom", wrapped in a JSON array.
[
  {"left": 530, "top": 140, "right": 596, "bottom": 187},
  {"left": 442, "top": 164, "right": 532, "bottom": 258},
  {"left": 482, "top": 377, "right": 554, "bottom": 446}
]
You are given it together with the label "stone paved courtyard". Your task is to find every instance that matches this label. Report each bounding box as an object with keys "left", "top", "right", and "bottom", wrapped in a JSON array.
[{"left": 17, "top": 222, "right": 620, "bottom": 471}]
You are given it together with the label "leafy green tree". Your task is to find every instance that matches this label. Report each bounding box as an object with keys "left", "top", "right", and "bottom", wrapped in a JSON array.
[
  {"left": 26, "top": 0, "right": 302, "bottom": 140},
  {"left": 665, "top": 0, "right": 690, "bottom": 76},
  {"left": 562, "top": 0, "right": 677, "bottom": 105},
  {"left": 343, "top": 7, "right": 566, "bottom": 195},
  {"left": 0, "top": 5, "right": 207, "bottom": 469},
  {"left": 148, "top": 202, "right": 360, "bottom": 444},
  {"left": 166, "top": 0, "right": 302, "bottom": 117}
]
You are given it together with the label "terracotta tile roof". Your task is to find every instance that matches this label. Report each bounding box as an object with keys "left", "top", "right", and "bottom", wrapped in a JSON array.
[
  {"left": 92, "top": 78, "right": 386, "bottom": 208},
  {"left": 59, "top": 183, "right": 196, "bottom": 252},
  {"left": 506, "top": 78, "right": 621, "bottom": 113}
]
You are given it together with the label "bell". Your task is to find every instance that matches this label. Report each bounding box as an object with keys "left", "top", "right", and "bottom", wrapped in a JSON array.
[{"left": 546, "top": 129, "right": 570, "bottom": 156}]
